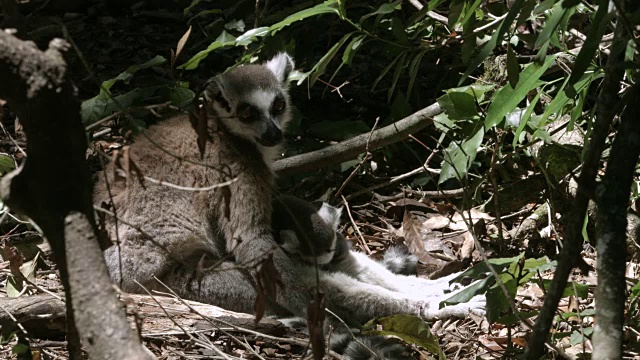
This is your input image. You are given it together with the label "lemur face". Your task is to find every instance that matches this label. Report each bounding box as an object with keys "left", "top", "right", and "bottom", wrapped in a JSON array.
[{"left": 204, "top": 53, "right": 294, "bottom": 147}]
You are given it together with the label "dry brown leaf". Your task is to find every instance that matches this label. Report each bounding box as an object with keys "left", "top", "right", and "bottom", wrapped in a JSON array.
[
  {"left": 460, "top": 231, "right": 475, "bottom": 260},
  {"left": 174, "top": 25, "right": 192, "bottom": 63},
  {"left": 403, "top": 210, "right": 426, "bottom": 255}
]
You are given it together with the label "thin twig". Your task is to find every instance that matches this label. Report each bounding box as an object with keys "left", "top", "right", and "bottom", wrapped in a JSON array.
[
  {"left": 334, "top": 117, "right": 380, "bottom": 199},
  {"left": 85, "top": 102, "right": 176, "bottom": 131},
  {"left": 340, "top": 195, "right": 371, "bottom": 255}
]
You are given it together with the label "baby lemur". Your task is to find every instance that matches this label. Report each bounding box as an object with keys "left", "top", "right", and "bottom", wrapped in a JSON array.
[
  {"left": 272, "top": 195, "right": 485, "bottom": 322},
  {"left": 95, "top": 53, "right": 483, "bottom": 326},
  {"left": 272, "top": 194, "right": 417, "bottom": 275}
]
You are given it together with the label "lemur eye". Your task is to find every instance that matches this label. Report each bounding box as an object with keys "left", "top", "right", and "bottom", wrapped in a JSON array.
[
  {"left": 237, "top": 105, "right": 254, "bottom": 122},
  {"left": 272, "top": 97, "right": 286, "bottom": 113}
]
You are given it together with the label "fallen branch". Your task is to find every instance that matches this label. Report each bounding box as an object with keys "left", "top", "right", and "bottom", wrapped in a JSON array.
[
  {"left": 273, "top": 103, "right": 441, "bottom": 176},
  {"left": 0, "top": 32, "right": 151, "bottom": 359}
]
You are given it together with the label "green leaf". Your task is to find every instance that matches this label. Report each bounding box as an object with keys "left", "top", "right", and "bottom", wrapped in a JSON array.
[
  {"left": 540, "top": 70, "right": 603, "bottom": 126},
  {"left": 270, "top": 0, "right": 341, "bottom": 34},
  {"left": 342, "top": 35, "right": 364, "bottom": 66},
  {"left": 308, "top": 32, "right": 353, "bottom": 86},
  {"left": 484, "top": 55, "right": 556, "bottom": 128},
  {"left": 387, "top": 52, "right": 408, "bottom": 101},
  {"left": 534, "top": 1, "right": 573, "bottom": 49},
  {"left": 442, "top": 277, "right": 492, "bottom": 305},
  {"left": 512, "top": 90, "right": 541, "bottom": 147},
  {"left": 495, "top": 310, "right": 538, "bottom": 326},
  {"left": 459, "top": 0, "right": 526, "bottom": 85},
  {"left": 6, "top": 252, "right": 39, "bottom": 298},
  {"left": 437, "top": 91, "right": 478, "bottom": 120},
  {"left": 359, "top": 2, "right": 397, "bottom": 24},
  {"left": 126, "top": 55, "right": 167, "bottom": 74},
  {"left": 235, "top": 27, "right": 269, "bottom": 46},
  {"left": 570, "top": 327, "right": 593, "bottom": 345},
  {"left": 406, "top": 49, "right": 428, "bottom": 99},
  {"left": 439, "top": 125, "right": 484, "bottom": 183},
  {"left": 542, "top": 279, "right": 589, "bottom": 298},
  {"left": 179, "top": 40, "right": 228, "bottom": 70},
  {"left": 486, "top": 277, "right": 518, "bottom": 323},
  {"left": 566, "top": 2, "right": 612, "bottom": 96},
  {"left": 372, "top": 51, "right": 406, "bottom": 91},
  {"left": 169, "top": 87, "right": 195, "bottom": 108},
  {"left": 11, "top": 343, "right": 29, "bottom": 355},
  {"left": 506, "top": 44, "right": 520, "bottom": 88},
  {"left": 0, "top": 154, "right": 16, "bottom": 176},
  {"left": 362, "top": 315, "right": 445, "bottom": 360}
]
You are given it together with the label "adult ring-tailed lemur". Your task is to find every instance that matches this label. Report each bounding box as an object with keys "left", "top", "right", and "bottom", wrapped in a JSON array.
[{"left": 94, "top": 53, "right": 485, "bottom": 346}]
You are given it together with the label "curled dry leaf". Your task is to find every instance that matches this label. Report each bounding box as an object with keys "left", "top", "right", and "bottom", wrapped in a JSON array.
[
  {"left": 423, "top": 209, "right": 493, "bottom": 231},
  {"left": 189, "top": 96, "right": 213, "bottom": 159},
  {"left": 253, "top": 254, "right": 284, "bottom": 323}
]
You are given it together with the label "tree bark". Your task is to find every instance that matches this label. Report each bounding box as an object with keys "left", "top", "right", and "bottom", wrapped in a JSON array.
[
  {"left": 273, "top": 102, "right": 440, "bottom": 176},
  {"left": 0, "top": 31, "right": 151, "bottom": 359},
  {"left": 524, "top": 5, "right": 631, "bottom": 358},
  {"left": 592, "top": 83, "right": 640, "bottom": 359}
]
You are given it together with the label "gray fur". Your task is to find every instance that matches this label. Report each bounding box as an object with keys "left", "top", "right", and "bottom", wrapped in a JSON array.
[
  {"left": 381, "top": 245, "right": 418, "bottom": 276},
  {"left": 95, "top": 52, "right": 484, "bottom": 328},
  {"left": 271, "top": 197, "right": 485, "bottom": 323},
  {"left": 95, "top": 53, "right": 308, "bottom": 315},
  {"left": 272, "top": 195, "right": 339, "bottom": 265}
]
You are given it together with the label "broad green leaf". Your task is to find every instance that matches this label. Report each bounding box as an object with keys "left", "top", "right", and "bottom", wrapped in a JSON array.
[
  {"left": 439, "top": 126, "right": 484, "bottom": 183},
  {"left": 450, "top": 254, "right": 524, "bottom": 281},
  {"left": 0, "top": 154, "right": 16, "bottom": 176},
  {"left": 11, "top": 343, "right": 29, "bottom": 355},
  {"left": 506, "top": 44, "right": 520, "bottom": 88},
  {"left": 169, "top": 87, "right": 195, "bottom": 108},
  {"left": 387, "top": 52, "right": 408, "bottom": 101},
  {"left": 126, "top": 55, "right": 167, "bottom": 74},
  {"left": 179, "top": 40, "right": 228, "bottom": 70},
  {"left": 459, "top": 0, "right": 483, "bottom": 28},
  {"left": 359, "top": 2, "right": 396, "bottom": 24},
  {"left": 532, "top": 0, "right": 555, "bottom": 15},
  {"left": 235, "top": 27, "right": 269, "bottom": 46},
  {"left": 542, "top": 279, "right": 589, "bottom": 298},
  {"left": 495, "top": 310, "right": 538, "bottom": 326},
  {"left": 6, "top": 252, "right": 39, "bottom": 298},
  {"left": 570, "top": 327, "right": 593, "bottom": 345},
  {"left": 566, "top": 2, "right": 612, "bottom": 96},
  {"left": 540, "top": 70, "right": 603, "bottom": 126},
  {"left": 437, "top": 91, "right": 478, "bottom": 120},
  {"left": 433, "top": 113, "right": 456, "bottom": 133},
  {"left": 183, "top": 0, "right": 205, "bottom": 16},
  {"left": 441, "top": 277, "right": 492, "bottom": 305},
  {"left": 342, "top": 35, "right": 364, "bottom": 66},
  {"left": 362, "top": 315, "right": 445, "bottom": 360},
  {"left": 459, "top": 0, "right": 525, "bottom": 85},
  {"left": 485, "top": 55, "right": 556, "bottom": 128},
  {"left": 534, "top": 1, "right": 573, "bottom": 49},
  {"left": 372, "top": 51, "right": 406, "bottom": 91},
  {"left": 512, "top": 90, "right": 541, "bottom": 148},
  {"left": 486, "top": 277, "right": 518, "bottom": 323},
  {"left": 309, "top": 32, "right": 353, "bottom": 86},
  {"left": 406, "top": 49, "right": 428, "bottom": 99},
  {"left": 270, "top": 0, "right": 341, "bottom": 34}
]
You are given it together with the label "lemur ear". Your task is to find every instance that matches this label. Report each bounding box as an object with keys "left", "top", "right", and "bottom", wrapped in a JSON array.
[
  {"left": 317, "top": 203, "right": 342, "bottom": 231},
  {"left": 265, "top": 52, "right": 294, "bottom": 83},
  {"left": 202, "top": 77, "right": 231, "bottom": 113}
]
